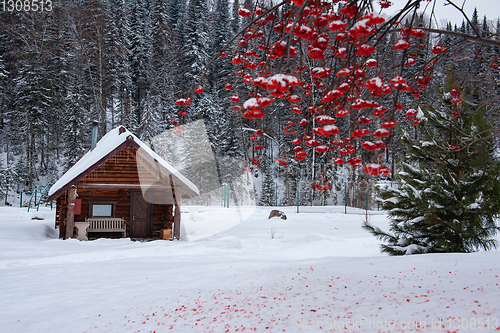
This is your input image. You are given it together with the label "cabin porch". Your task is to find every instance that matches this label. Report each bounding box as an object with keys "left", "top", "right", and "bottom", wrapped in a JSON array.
[{"left": 56, "top": 187, "right": 178, "bottom": 240}]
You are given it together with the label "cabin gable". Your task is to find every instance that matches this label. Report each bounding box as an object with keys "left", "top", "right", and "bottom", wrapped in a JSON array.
[{"left": 52, "top": 128, "right": 192, "bottom": 240}]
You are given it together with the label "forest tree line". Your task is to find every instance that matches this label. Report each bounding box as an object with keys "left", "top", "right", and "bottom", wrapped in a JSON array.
[{"left": 0, "top": 0, "right": 498, "bottom": 207}]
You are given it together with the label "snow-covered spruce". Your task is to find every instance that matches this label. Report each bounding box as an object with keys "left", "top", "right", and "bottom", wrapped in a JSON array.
[{"left": 364, "top": 84, "right": 500, "bottom": 255}]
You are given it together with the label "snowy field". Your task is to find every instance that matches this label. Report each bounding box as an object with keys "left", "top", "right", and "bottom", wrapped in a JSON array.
[{"left": 0, "top": 205, "right": 499, "bottom": 332}]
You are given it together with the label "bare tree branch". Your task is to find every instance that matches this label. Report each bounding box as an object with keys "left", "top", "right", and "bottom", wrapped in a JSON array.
[
  {"left": 444, "top": 0, "right": 481, "bottom": 37},
  {"left": 386, "top": 27, "right": 500, "bottom": 47}
]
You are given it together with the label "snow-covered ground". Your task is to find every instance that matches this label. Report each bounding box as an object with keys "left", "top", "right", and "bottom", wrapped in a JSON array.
[{"left": 0, "top": 205, "right": 499, "bottom": 332}]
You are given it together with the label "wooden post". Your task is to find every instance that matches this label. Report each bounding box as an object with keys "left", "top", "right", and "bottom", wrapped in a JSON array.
[
  {"left": 58, "top": 205, "right": 66, "bottom": 238},
  {"left": 65, "top": 186, "right": 78, "bottom": 239},
  {"left": 170, "top": 175, "right": 181, "bottom": 240},
  {"left": 173, "top": 197, "right": 181, "bottom": 240}
]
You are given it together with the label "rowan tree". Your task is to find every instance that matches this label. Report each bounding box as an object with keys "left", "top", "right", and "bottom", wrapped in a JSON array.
[{"left": 177, "top": 0, "right": 500, "bottom": 192}]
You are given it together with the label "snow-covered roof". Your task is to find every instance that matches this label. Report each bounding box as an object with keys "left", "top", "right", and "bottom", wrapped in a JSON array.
[{"left": 47, "top": 126, "right": 199, "bottom": 200}]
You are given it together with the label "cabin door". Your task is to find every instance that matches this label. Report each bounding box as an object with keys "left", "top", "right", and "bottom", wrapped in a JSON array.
[{"left": 130, "top": 191, "right": 152, "bottom": 238}]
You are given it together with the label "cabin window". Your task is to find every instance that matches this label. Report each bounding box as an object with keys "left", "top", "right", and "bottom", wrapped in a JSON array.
[{"left": 89, "top": 201, "right": 116, "bottom": 217}]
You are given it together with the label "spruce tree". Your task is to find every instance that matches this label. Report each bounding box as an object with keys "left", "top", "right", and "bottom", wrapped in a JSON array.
[
  {"left": 231, "top": 0, "right": 240, "bottom": 35},
  {"left": 167, "top": 0, "right": 185, "bottom": 34},
  {"left": 150, "top": 0, "right": 181, "bottom": 134},
  {"left": 259, "top": 158, "right": 276, "bottom": 206},
  {"left": 0, "top": 159, "right": 14, "bottom": 204},
  {"left": 181, "top": 0, "right": 210, "bottom": 91},
  {"left": 138, "top": 92, "right": 159, "bottom": 143},
  {"left": 459, "top": 20, "right": 466, "bottom": 33},
  {"left": 208, "top": 0, "right": 241, "bottom": 158},
  {"left": 129, "top": 0, "right": 153, "bottom": 133},
  {"left": 63, "top": 67, "right": 88, "bottom": 170},
  {"left": 481, "top": 16, "right": 488, "bottom": 37},
  {"left": 364, "top": 78, "right": 500, "bottom": 255},
  {"left": 108, "top": 0, "right": 133, "bottom": 128},
  {"left": 107, "top": 0, "right": 129, "bottom": 127},
  {"left": 0, "top": 49, "right": 7, "bottom": 121},
  {"left": 80, "top": 0, "right": 113, "bottom": 137},
  {"left": 471, "top": 8, "right": 479, "bottom": 32},
  {"left": 14, "top": 54, "right": 52, "bottom": 189}
]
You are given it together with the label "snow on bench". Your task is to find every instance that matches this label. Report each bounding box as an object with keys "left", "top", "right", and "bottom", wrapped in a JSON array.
[{"left": 85, "top": 217, "right": 126, "bottom": 238}]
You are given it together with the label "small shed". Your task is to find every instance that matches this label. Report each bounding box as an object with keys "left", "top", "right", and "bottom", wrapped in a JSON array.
[{"left": 47, "top": 126, "right": 199, "bottom": 240}]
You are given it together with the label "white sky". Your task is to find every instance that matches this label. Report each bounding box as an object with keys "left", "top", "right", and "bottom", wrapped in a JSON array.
[{"left": 374, "top": 0, "right": 500, "bottom": 28}]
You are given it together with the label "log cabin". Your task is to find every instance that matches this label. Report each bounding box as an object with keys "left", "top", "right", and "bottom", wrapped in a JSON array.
[{"left": 47, "top": 125, "right": 199, "bottom": 240}]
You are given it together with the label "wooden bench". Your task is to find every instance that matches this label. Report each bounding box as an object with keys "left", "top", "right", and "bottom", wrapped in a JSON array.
[{"left": 85, "top": 217, "right": 126, "bottom": 238}]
